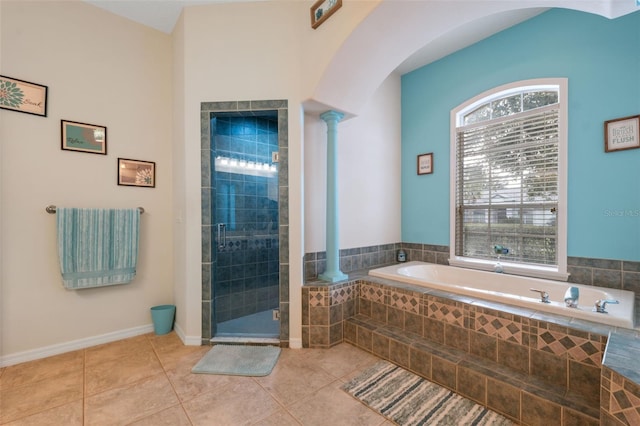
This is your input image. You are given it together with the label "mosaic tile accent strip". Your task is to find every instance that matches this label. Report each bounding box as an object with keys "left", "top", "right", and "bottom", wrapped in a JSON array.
[
  {"left": 388, "top": 290, "right": 420, "bottom": 314},
  {"left": 474, "top": 312, "right": 522, "bottom": 344},
  {"left": 309, "top": 289, "right": 328, "bottom": 307},
  {"left": 536, "top": 328, "right": 602, "bottom": 366},
  {"left": 361, "top": 283, "right": 385, "bottom": 304},
  {"left": 427, "top": 300, "right": 465, "bottom": 327},
  {"left": 609, "top": 375, "right": 640, "bottom": 425},
  {"left": 331, "top": 284, "right": 356, "bottom": 305}
]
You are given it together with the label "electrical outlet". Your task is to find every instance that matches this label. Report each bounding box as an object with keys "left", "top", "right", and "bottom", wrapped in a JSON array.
[{"left": 272, "top": 309, "right": 280, "bottom": 320}]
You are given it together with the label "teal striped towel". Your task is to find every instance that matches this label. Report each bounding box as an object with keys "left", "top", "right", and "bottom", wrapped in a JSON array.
[{"left": 57, "top": 208, "right": 140, "bottom": 289}]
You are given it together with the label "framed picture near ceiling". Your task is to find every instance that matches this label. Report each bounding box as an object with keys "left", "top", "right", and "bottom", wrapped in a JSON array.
[
  {"left": 61, "top": 120, "right": 107, "bottom": 155},
  {"left": 118, "top": 158, "right": 156, "bottom": 188},
  {"left": 310, "top": 0, "right": 342, "bottom": 29}
]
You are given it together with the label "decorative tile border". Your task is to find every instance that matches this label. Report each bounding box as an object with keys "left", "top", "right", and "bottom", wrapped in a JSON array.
[{"left": 603, "top": 366, "right": 640, "bottom": 425}]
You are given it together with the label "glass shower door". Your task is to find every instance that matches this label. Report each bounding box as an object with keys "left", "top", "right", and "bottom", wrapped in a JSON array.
[{"left": 212, "top": 114, "right": 280, "bottom": 338}]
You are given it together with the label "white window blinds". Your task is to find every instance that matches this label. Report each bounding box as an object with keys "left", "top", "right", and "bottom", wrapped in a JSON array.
[{"left": 455, "top": 104, "right": 559, "bottom": 266}]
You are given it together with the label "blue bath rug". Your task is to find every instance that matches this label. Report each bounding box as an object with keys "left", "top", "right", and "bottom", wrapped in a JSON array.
[
  {"left": 342, "top": 360, "right": 514, "bottom": 426},
  {"left": 191, "top": 344, "right": 281, "bottom": 377}
]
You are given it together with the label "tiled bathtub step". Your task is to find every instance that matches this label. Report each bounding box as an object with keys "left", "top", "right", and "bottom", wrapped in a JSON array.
[{"left": 344, "top": 315, "right": 599, "bottom": 425}]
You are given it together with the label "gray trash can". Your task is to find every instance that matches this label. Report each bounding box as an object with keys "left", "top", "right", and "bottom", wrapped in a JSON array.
[{"left": 150, "top": 305, "right": 175, "bottom": 335}]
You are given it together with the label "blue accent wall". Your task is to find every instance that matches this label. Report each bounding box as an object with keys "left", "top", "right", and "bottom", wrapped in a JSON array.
[{"left": 401, "top": 9, "right": 640, "bottom": 261}]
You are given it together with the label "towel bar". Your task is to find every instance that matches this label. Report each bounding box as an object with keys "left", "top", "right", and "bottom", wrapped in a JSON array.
[{"left": 46, "top": 205, "right": 144, "bottom": 214}]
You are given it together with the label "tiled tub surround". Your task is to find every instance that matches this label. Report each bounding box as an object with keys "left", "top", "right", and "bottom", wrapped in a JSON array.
[
  {"left": 201, "top": 100, "right": 290, "bottom": 345},
  {"left": 306, "top": 243, "right": 640, "bottom": 326},
  {"left": 303, "top": 243, "right": 448, "bottom": 282},
  {"left": 601, "top": 329, "right": 640, "bottom": 426},
  {"left": 303, "top": 276, "right": 640, "bottom": 425},
  {"left": 370, "top": 262, "right": 635, "bottom": 328}
]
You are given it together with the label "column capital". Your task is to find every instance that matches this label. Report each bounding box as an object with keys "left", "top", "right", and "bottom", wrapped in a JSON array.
[{"left": 320, "top": 110, "right": 344, "bottom": 123}]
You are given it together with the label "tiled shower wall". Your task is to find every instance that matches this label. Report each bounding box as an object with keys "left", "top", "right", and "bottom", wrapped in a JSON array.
[
  {"left": 201, "top": 100, "right": 289, "bottom": 345},
  {"left": 213, "top": 116, "right": 280, "bottom": 323}
]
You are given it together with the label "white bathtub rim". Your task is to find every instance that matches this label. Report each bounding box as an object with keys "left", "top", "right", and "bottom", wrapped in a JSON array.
[{"left": 368, "top": 261, "right": 635, "bottom": 330}]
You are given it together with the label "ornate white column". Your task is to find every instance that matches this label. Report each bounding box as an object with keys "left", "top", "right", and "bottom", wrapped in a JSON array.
[{"left": 318, "top": 110, "right": 348, "bottom": 283}]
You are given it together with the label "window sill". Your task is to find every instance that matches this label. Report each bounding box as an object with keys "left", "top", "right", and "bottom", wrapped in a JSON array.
[{"left": 448, "top": 257, "right": 570, "bottom": 282}]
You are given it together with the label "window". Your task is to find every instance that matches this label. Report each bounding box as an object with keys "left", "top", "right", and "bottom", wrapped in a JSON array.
[{"left": 449, "top": 79, "right": 568, "bottom": 280}]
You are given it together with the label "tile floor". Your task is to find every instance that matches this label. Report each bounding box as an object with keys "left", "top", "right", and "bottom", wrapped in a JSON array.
[{"left": 0, "top": 333, "right": 391, "bottom": 425}]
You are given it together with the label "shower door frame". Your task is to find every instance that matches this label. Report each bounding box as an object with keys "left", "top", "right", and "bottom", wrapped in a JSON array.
[{"left": 200, "top": 100, "right": 290, "bottom": 346}]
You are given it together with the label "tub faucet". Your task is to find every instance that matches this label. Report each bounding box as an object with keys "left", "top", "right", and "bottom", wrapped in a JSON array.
[
  {"left": 564, "top": 286, "right": 579, "bottom": 308},
  {"left": 530, "top": 288, "right": 550, "bottom": 303},
  {"left": 594, "top": 299, "right": 619, "bottom": 313}
]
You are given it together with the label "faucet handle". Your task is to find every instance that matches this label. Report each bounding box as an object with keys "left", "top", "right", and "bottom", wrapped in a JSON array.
[
  {"left": 594, "top": 299, "right": 619, "bottom": 313},
  {"left": 530, "top": 288, "right": 550, "bottom": 303}
]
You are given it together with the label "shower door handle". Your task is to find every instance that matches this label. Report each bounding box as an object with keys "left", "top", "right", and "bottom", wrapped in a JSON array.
[{"left": 217, "top": 223, "right": 226, "bottom": 249}]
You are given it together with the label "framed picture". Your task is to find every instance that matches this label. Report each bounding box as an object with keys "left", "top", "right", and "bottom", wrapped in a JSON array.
[
  {"left": 118, "top": 158, "right": 156, "bottom": 188},
  {"left": 417, "top": 153, "right": 433, "bottom": 175},
  {"left": 0, "top": 75, "right": 48, "bottom": 117},
  {"left": 61, "top": 120, "right": 107, "bottom": 155},
  {"left": 310, "top": 0, "right": 342, "bottom": 29},
  {"left": 605, "top": 115, "right": 640, "bottom": 152}
]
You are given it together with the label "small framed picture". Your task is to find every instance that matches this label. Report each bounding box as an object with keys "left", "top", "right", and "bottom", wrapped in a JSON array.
[
  {"left": 605, "top": 115, "right": 640, "bottom": 152},
  {"left": 417, "top": 153, "right": 433, "bottom": 175},
  {"left": 310, "top": 0, "right": 342, "bottom": 29},
  {"left": 118, "top": 158, "right": 156, "bottom": 188},
  {"left": 0, "top": 75, "right": 48, "bottom": 117},
  {"left": 61, "top": 120, "right": 107, "bottom": 155}
]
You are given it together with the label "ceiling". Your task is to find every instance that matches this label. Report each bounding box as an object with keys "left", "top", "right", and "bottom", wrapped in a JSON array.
[{"left": 82, "top": 0, "right": 544, "bottom": 75}]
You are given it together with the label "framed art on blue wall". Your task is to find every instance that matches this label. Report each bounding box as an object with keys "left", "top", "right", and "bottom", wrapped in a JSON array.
[
  {"left": 417, "top": 153, "right": 433, "bottom": 175},
  {"left": 605, "top": 114, "right": 640, "bottom": 152}
]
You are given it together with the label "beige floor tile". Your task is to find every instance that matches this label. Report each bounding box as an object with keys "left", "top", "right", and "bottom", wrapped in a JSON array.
[
  {"left": 183, "top": 378, "right": 282, "bottom": 426},
  {"left": 128, "top": 404, "right": 192, "bottom": 425},
  {"left": 2, "top": 400, "right": 83, "bottom": 426},
  {"left": 0, "top": 350, "right": 84, "bottom": 389},
  {"left": 154, "top": 338, "right": 210, "bottom": 371},
  {"left": 254, "top": 348, "right": 336, "bottom": 406},
  {"left": 0, "top": 371, "right": 83, "bottom": 424},
  {"left": 165, "top": 348, "right": 241, "bottom": 402},
  {"left": 85, "top": 335, "right": 152, "bottom": 367},
  {"left": 84, "top": 373, "right": 179, "bottom": 426},
  {"left": 85, "top": 348, "right": 164, "bottom": 395},
  {"left": 286, "top": 379, "right": 388, "bottom": 426},
  {"left": 250, "top": 408, "right": 302, "bottom": 425},
  {"left": 303, "top": 343, "right": 382, "bottom": 379}
]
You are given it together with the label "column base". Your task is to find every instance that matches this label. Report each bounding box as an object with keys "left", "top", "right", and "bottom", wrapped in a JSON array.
[{"left": 318, "top": 270, "right": 349, "bottom": 283}]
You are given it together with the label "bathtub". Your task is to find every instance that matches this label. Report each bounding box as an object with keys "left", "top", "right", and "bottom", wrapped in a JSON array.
[{"left": 369, "top": 261, "right": 635, "bottom": 329}]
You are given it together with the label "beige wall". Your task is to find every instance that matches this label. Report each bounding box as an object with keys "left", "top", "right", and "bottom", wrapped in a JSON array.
[
  {"left": 0, "top": 0, "right": 173, "bottom": 361},
  {"left": 305, "top": 73, "right": 402, "bottom": 253},
  {"left": 1, "top": 0, "right": 402, "bottom": 359},
  {"left": 172, "top": 1, "right": 401, "bottom": 346}
]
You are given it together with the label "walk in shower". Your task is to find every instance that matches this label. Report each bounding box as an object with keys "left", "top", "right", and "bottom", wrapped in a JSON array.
[{"left": 201, "top": 100, "right": 289, "bottom": 345}]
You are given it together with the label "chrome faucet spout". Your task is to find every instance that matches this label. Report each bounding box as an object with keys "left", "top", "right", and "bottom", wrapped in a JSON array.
[{"left": 564, "top": 286, "right": 579, "bottom": 308}]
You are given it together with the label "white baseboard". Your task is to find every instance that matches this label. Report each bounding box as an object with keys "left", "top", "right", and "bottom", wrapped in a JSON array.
[
  {"left": 289, "top": 337, "right": 303, "bottom": 349},
  {"left": 173, "top": 322, "right": 201, "bottom": 346},
  {"left": 0, "top": 324, "right": 154, "bottom": 368}
]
